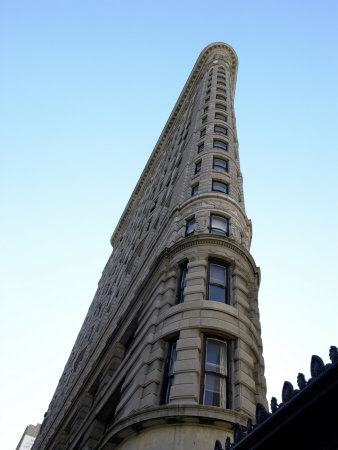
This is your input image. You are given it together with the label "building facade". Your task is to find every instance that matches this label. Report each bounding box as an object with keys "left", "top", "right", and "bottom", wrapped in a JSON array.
[
  {"left": 16, "top": 424, "right": 41, "bottom": 450},
  {"left": 33, "top": 42, "right": 267, "bottom": 450}
]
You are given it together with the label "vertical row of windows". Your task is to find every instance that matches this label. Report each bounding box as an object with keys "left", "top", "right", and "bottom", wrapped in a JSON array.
[{"left": 162, "top": 65, "right": 231, "bottom": 407}]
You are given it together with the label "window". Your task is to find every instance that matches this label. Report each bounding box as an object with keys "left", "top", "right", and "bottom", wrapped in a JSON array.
[
  {"left": 191, "top": 183, "right": 199, "bottom": 196},
  {"left": 204, "top": 106, "right": 209, "bottom": 114},
  {"left": 210, "top": 215, "right": 229, "bottom": 235},
  {"left": 217, "top": 81, "right": 226, "bottom": 86},
  {"left": 216, "top": 103, "right": 227, "bottom": 111},
  {"left": 212, "top": 180, "right": 229, "bottom": 194},
  {"left": 206, "top": 89, "right": 211, "bottom": 95},
  {"left": 201, "top": 337, "right": 229, "bottom": 408},
  {"left": 216, "top": 87, "right": 226, "bottom": 94},
  {"left": 215, "top": 113, "right": 227, "bottom": 122},
  {"left": 213, "top": 140, "right": 228, "bottom": 151},
  {"left": 200, "top": 128, "right": 206, "bottom": 138},
  {"left": 217, "top": 75, "right": 226, "bottom": 82},
  {"left": 176, "top": 262, "right": 188, "bottom": 304},
  {"left": 202, "top": 115, "right": 207, "bottom": 124},
  {"left": 207, "top": 261, "right": 228, "bottom": 303},
  {"left": 198, "top": 142, "right": 204, "bottom": 153},
  {"left": 161, "top": 341, "right": 177, "bottom": 404},
  {"left": 186, "top": 217, "right": 195, "bottom": 236},
  {"left": 150, "top": 201, "right": 157, "bottom": 212},
  {"left": 205, "top": 96, "right": 210, "bottom": 103},
  {"left": 213, "top": 157, "right": 228, "bottom": 172},
  {"left": 214, "top": 125, "right": 227, "bottom": 135},
  {"left": 216, "top": 94, "right": 226, "bottom": 102},
  {"left": 207, "top": 83, "right": 211, "bottom": 89},
  {"left": 195, "top": 160, "right": 202, "bottom": 174}
]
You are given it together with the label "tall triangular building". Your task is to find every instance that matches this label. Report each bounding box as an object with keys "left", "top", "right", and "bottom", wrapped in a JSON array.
[{"left": 34, "top": 42, "right": 267, "bottom": 450}]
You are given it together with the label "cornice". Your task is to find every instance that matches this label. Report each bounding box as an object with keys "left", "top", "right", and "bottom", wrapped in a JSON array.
[
  {"left": 111, "top": 43, "right": 238, "bottom": 246},
  {"left": 100, "top": 404, "right": 248, "bottom": 448},
  {"left": 157, "top": 234, "right": 260, "bottom": 282}
]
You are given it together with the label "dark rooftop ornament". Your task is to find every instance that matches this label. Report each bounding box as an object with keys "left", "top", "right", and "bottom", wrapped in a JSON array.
[
  {"left": 310, "top": 355, "right": 325, "bottom": 378},
  {"left": 297, "top": 372, "right": 307, "bottom": 390}
]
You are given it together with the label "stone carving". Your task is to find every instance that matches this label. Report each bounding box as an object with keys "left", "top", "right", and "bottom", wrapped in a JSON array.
[
  {"left": 297, "top": 373, "right": 307, "bottom": 390},
  {"left": 310, "top": 354, "right": 325, "bottom": 378},
  {"left": 256, "top": 402, "right": 270, "bottom": 424},
  {"left": 282, "top": 381, "right": 297, "bottom": 403}
]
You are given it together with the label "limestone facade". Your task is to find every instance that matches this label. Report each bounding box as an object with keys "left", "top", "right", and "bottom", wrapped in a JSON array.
[{"left": 33, "top": 42, "right": 267, "bottom": 450}]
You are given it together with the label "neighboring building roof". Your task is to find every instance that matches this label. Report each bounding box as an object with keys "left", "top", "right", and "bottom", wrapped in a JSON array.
[
  {"left": 215, "top": 346, "right": 338, "bottom": 450},
  {"left": 16, "top": 424, "right": 41, "bottom": 450}
]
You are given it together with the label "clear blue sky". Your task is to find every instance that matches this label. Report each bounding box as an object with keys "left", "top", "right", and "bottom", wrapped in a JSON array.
[{"left": 1, "top": 1, "right": 337, "bottom": 448}]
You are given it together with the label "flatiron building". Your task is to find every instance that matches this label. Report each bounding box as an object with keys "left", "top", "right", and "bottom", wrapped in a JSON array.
[{"left": 33, "top": 42, "right": 268, "bottom": 450}]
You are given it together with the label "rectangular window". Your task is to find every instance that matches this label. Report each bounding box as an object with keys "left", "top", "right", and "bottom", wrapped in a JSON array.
[
  {"left": 207, "top": 261, "right": 228, "bottom": 303},
  {"left": 204, "top": 106, "right": 209, "bottom": 114},
  {"left": 217, "top": 75, "right": 226, "bottom": 82},
  {"left": 217, "top": 81, "right": 226, "bottom": 86},
  {"left": 202, "top": 115, "right": 207, "bottom": 124},
  {"left": 210, "top": 215, "right": 229, "bottom": 236},
  {"left": 214, "top": 125, "right": 227, "bottom": 135},
  {"left": 195, "top": 160, "right": 202, "bottom": 174},
  {"left": 216, "top": 94, "right": 226, "bottom": 102},
  {"left": 213, "top": 140, "right": 228, "bottom": 151},
  {"left": 186, "top": 217, "right": 195, "bottom": 236},
  {"left": 213, "top": 157, "right": 228, "bottom": 172},
  {"left": 212, "top": 180, "right": 229, "bottom": 194},
  {"left": 216, "top": 103, "right": 227, "bottom": 111},
  {"left": 191, "top": 183, "right": 199, "bottom": 196},
  {"left": 176, "top": 263, "right": 188, "bottom": 304},
  {"left": 216, "top": 87, "right": 226, "bottom": 94},
  {"left": 200, "top": 128, "right": 206, "bottom": 138},
  {"left": 205, "top": 96, "right": 210, "bottom": 103},
  {"left": 201, "top": 337, "right": 229, "bottom": 408},
  {"left": 161, "top": 341, "right": 177, "bottom": 404},
  {"left": 215, "top": 113, "right": 227, "bottom": 122},
  {"left": 198, "top": 142, "right": 204, "bottom": 153}
]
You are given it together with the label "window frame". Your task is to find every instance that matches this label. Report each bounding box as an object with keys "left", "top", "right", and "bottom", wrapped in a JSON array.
[
  {"left": 214, "top": 113, "right": 227, "bottom": 122},
  {"left": 198, "top": 142, "right": 204, "bottom": 153},
  {"left": 207, "top": 260, "right": 230, "bottom": 304},
  {"left": 200, "top": 335, "right": 231, "bottom": 409},
  {"left": 161, "top": 339, "right": 178, "bottom": 404},
  {"left": 176, "top": 261, "right": 188, "bottom": 304},
  {"left": 213, "top": 139, "right": 228, "bottom": 151},
  {"left": 214, "top": 125, "right": 228, "bottom": 135},
  {"left": 195, "top": 160, "right": 202, "bottom": 174},
  {"left": 191, "top": 183, "right": 199, "bottom": 196},
  {"left": 212, "top": 180, "right": 229, "bottom": 194},
  {"left": 213, "top": 157, "right": 228, "bottom": 172},
  {"left": 210, "top": 214, "right": 229, "bottom": 236},
  {"left": 185, "top": 217, "right": 195, "bottom": 236}
]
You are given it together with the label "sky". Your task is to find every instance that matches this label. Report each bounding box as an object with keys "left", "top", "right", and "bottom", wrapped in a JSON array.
[{"left": 1, "top": 1, "right": 337, "bottom": 448}]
